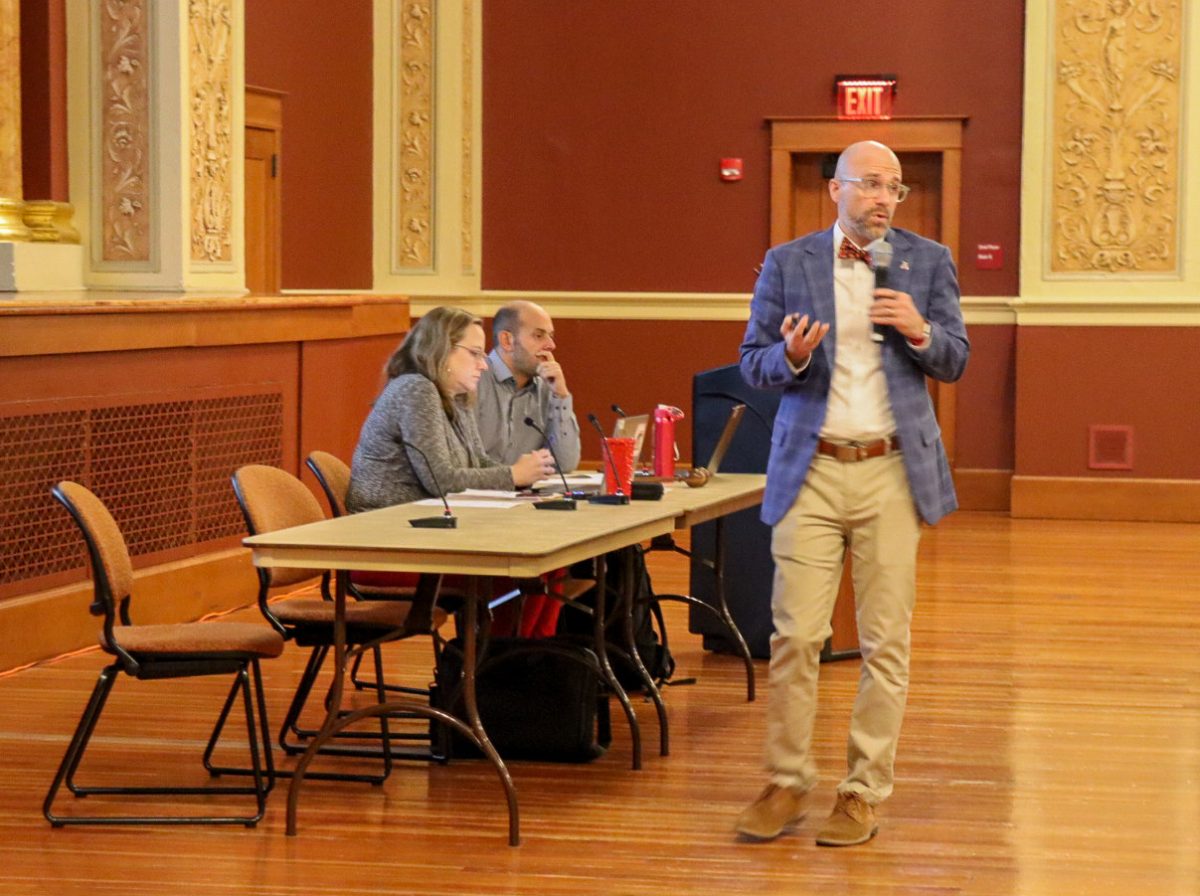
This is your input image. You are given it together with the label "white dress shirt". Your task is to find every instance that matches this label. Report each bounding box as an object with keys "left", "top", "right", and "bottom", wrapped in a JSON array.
[{"left": 819, "top": 223, "right": 898, "bottom": 442}]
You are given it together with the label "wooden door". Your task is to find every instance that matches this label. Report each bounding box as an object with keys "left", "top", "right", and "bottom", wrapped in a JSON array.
[
  {"left": 767, "top": 118, "right": 964, "bottom": 660},
  {"left": 245, "top": 87, "right": 284, "bottom": 295}
]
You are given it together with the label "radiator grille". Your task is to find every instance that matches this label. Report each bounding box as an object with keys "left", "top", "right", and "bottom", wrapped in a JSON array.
[{"left": 0, "top": 393, "right": 283, "bottom": 592}]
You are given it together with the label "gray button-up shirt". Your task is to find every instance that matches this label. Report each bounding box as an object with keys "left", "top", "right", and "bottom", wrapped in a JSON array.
[{"left": 475, "top": 350, "right": 581, "bottom": 471}]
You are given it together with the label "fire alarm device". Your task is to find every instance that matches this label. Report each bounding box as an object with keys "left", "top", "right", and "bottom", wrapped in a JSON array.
[{"left": 719, "top": 158, "right": 744, "bottom": 181}]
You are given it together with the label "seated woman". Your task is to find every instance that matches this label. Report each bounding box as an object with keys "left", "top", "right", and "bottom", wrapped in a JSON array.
[
  {"left": 345, "top": 306, "right": 556, "bottom": 632},
  {"left": 347, "top": 305, "right": 552, "bottom": 513}
]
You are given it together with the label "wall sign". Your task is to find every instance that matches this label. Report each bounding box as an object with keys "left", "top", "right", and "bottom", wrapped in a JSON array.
[{"left": 835, "top": 75, "right": 897, "bottom": 120}]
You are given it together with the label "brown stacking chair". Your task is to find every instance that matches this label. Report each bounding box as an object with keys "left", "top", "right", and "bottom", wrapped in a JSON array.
[
  {"left": 305, "top": 449, "right": 450, "bottom": 696},
  {"left": 231, "top": 464, "right": 447, "bottom": 777},
  {"left": 44, "top": 481, "right": 283, "bottom": 827}
]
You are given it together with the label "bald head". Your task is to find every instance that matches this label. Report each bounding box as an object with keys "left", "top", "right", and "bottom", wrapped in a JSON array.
[
  {"left": 834, "top": 141, "right": 900, "bottom": 180},
  {"left": 829, "top": 141, "right": 903, "bottom": 245}
]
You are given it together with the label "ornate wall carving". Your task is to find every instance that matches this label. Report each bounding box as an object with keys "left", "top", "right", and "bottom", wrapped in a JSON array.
[
  {"left": 397, "top": 1, "right": 433, "bottom": 269},
  {"left": 188, "top": 0, "right": 233, "bottom": 263},
  {"left": 0, "top": 0, "right": 22, "bottom": 200},
  {"left": 1052, "top": 0, "right": 1182, "bottom": 274},
  {"left": 100, "top": 0, "right": 151, "bottom": 261},
  {"left": 461, "top": 0, "right": 473, "bottom": 274}
]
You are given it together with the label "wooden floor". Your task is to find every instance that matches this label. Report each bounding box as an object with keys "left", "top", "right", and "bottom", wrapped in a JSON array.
[{"left": 2, "top": 512, "right": 1198, "bottom": 896}]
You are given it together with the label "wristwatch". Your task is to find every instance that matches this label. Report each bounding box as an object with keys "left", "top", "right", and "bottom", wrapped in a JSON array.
[{"left": 909, "top": 320, "right": 932, "bottom": 348}]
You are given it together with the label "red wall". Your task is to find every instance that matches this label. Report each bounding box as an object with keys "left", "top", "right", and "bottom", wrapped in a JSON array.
[
  {"left": 245, "top": 1, "right": 374, "bottom": 290},
  {"left": 19, "top": 0, "right": 68, "bottom": 201},
  {"left": 957, "top": 325, "right": 1017, "bottom": 471},
  {"left": 482, "top": 0, "right": 1025, "bottom": 297},
  {"left": 1015, "top": 328, "right": 1200, "bottom": 478}
]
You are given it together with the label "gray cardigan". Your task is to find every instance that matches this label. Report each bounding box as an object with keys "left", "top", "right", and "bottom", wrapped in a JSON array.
[{"left": 345, "top": 373, "right": 515, "bottom": 512}]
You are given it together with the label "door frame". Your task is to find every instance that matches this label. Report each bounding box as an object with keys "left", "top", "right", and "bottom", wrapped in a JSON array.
[{"left": 245, "top": 86, "right": 285, "bottom": 295}]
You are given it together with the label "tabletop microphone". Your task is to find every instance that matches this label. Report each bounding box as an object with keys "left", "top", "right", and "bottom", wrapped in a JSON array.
[
  {"left": 867, "top": 235, "right": 894, "bottom": 344},
  {"left": 611, "top": 404, "right": 627, "bottom": 418},
  {"left": 586, "top": 413, "right": 630, "bottom": 505},
  {"left": 401, "top": 439, "right": 457, "bottom": 528},
  {"left": 523, "top": 417, "right": 577, "bottom": 510}
]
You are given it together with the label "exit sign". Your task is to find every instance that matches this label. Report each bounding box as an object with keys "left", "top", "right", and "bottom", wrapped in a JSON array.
[{"left": 835, "top": 75, "right": 897, "bottom": 121}]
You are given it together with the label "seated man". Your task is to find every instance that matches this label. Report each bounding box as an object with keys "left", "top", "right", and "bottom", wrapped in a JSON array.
[
  {"left": 477, "top": 300, "right": 582, "bottom": 637},
  {"left": 476, "top": 300, "right": 581, "bottom": 473}
]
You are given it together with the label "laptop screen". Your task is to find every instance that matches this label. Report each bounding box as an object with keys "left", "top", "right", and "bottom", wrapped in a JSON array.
[{"left": 612, "top": 414, "right": 649, "bottom": 464}]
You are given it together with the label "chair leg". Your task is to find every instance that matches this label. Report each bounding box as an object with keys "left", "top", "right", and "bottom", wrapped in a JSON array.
[
  {"left": 47, "top": 663, "right": 276, "bottom": 826},
  {"left": 348, "top": 647, "right": 370, "bottom": 691},
  {"left": 279, "top": 645, "right": 328, "bottom": 754},
  {"left": 273, "top": 643, "right": 400, "bottom": 783},
  {"left": 238, "top": 663, "right": 269, "bottom": 826},
  {"left": 45, "top": 665, "right": 118, "bottom": 824},
  {"left": 202, "top": 672, "right": 249, "bottom": 775}
]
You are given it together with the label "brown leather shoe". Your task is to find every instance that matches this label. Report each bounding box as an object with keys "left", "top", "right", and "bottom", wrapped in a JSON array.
[
  {"left": 815, "top": 791, "right": 878, "bottom": 846},
  {"left": 734, "top": 783, "right": 807, "bottom": 841}
]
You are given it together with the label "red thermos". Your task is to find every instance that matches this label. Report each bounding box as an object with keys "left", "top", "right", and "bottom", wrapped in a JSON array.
[{"left": 652, "top": 405, "right": 685, "bottom": 477}]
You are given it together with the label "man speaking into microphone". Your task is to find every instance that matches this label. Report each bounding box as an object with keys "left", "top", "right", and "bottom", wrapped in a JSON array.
[{"left": 735, "top": 141, "right": 968, "bottom": 846}]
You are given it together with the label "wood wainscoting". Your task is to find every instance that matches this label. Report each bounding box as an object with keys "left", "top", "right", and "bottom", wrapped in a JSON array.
[{"left": 0, "top": 294, "right": 409, "bottom": 670}]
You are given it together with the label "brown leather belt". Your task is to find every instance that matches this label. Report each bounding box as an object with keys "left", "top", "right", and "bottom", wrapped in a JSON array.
[{"left": 816, "top": 435, "right": 900, "bottom": 462}]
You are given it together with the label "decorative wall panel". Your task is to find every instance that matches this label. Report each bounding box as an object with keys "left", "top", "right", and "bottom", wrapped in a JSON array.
[
  {"left": 188, "top": 0, "right": 233, "bottom": 263},
  {"left": 0, "top": 0, "right": 22, "bottom": 199},
  {"left": 461, "top": 0, "right": 473, "bottom": 274},
  {"left": 100, "top": 0, "right": 151, "bottom": 261},
  {"left": 396, "top": 1, "right": 433, "bottom": 269},
  {"left": 1051, "top": 0, "right": 1182, "bottom": 274}
]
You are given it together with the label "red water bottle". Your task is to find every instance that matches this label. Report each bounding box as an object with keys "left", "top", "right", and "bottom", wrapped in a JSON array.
[{"left": 652, "top": 405, "right": 684, "bottom": 477}]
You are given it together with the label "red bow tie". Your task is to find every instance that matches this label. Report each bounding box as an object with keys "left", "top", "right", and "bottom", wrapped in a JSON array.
[{"left": 838, "top": 237, "right": 871, "bottom": 265}]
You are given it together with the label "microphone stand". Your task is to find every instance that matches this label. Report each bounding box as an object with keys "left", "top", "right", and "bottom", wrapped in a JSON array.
[
  {"left": 586, "top": 413, "right": 630, "bottom": 505},
  {"left": 401, "top": 439, "right": 458, "bottom": 528},
  {"left": 523, "top": 416, "right": 576, "bottom": 510}
]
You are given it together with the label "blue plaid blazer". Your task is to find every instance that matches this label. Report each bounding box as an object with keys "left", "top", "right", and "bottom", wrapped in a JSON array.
[{"left": 740, "top": 226, "right": 969, "bottom": 527}]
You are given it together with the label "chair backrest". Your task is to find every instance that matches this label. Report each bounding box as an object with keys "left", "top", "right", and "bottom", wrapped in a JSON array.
[
  {"left": 52, "top": 481, "right": 134, "bottom": 614},
  {"left": 232, "top": 465, "right": 326, "bottom": 590},
  {"left": 305, "top": 450, "right": 351, "bottom": 518}
]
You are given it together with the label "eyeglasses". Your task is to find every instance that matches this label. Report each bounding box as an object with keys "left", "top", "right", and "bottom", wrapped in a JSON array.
[
  {"left": 453, "top": 344, "right": 487, "bottom": 361},
  {"left": 839, "top": 177, "right": 911, "bottom": 203}
]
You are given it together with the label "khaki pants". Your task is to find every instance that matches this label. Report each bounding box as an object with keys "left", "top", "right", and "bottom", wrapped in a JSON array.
[{"left": 766, "top": 451, "right": 920, "bottom": 805}]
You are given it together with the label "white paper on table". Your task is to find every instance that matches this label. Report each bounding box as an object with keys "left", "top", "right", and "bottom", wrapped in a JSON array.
[
  {"left": 413, "top": 496, "right": 524, "bottom": 509},
  {"left": 533, "top": 470, "right": 605, "bottom": 491}
]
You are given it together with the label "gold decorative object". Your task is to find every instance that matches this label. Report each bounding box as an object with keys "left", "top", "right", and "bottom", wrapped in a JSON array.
[
  {"left": 0, "top": 0, "right": 31, "bottom": 241},
  {"left": 397, "top": 1, "right": 433, "bottom": 269},
  {"left": 461, "top": 0, "right": 474, "bottom": 275},
  {"left": 101, "top": 0, "right": 150, "bottom": 260},
  {"left": 1052, "top": 0, "right": 1182, "bottom": 274},
  {"left": 24, "top": 200, "right": 81, "bottom": 243},
  {"left": 189, "top": 0, "right": 233, "bottom": 263}
]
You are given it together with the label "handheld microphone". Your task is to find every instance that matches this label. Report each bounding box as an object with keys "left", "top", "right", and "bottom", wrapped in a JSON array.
[
  {"left": 401, "top": 439, "right": 457, "bottom": 528},
  {"left": 867, "top": 235, "right": 894, "bottom": 344},
  {"left": 611, "top": 404, "right": 627, "bottom": 418},
  {"left": 585, "top": 413, "right": 630, "bottom": 505},
  {"left": 523, "top": 416, "right": 577, "bottom": 510}
]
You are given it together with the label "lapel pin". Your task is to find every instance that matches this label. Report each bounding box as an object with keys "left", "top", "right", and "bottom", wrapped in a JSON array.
[{"left": 900, "top": 260, "right": 910, "bottom": 271}]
